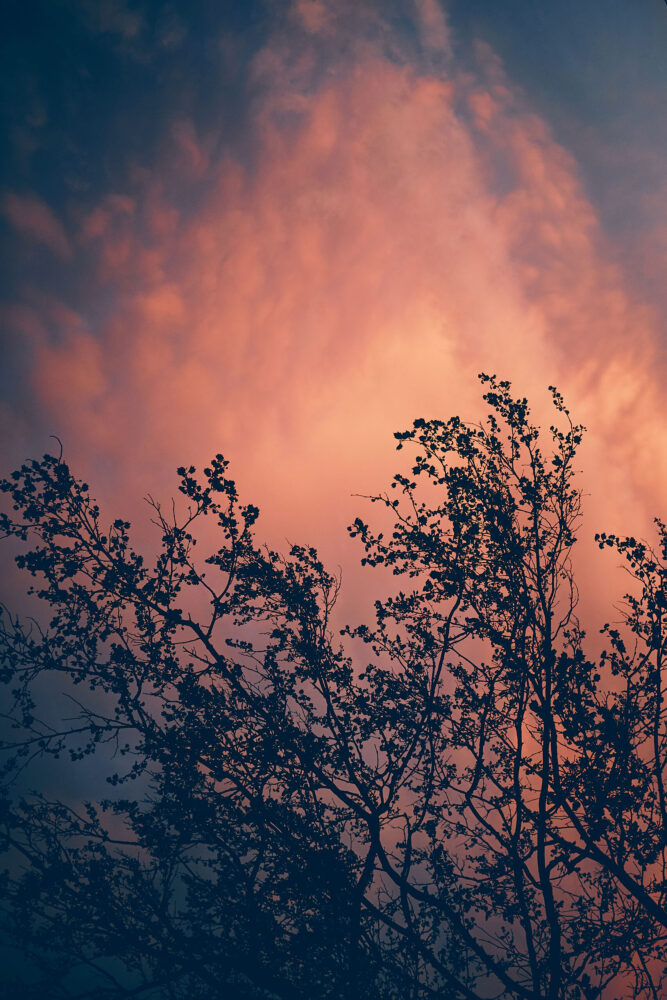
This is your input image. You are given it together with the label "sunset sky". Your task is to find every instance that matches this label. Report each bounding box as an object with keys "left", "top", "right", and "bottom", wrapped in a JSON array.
[{"left": 2, "top": 0, "right": 666, "bottom": 624}]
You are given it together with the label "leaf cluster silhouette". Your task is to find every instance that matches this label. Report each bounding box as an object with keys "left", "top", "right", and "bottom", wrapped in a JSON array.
[{"left": 0, "top": 376, "right": 665, "bottom": 999}]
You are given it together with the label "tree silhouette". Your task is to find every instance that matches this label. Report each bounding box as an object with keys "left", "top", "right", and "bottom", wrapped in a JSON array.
[{"left": 0, "top": 376, "right": 665, "bottom": 999}]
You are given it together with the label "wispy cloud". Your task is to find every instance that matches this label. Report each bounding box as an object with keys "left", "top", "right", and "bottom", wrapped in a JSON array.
[
  {"left": 2, "top": 192, "right": 71, "bottom": 258},
  {"left": 2, "top": 2, "right": 664, "bottom": 623}
]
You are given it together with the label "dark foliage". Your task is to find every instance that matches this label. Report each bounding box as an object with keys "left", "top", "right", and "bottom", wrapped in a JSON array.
[{"left": 1, "top": 376, "right": 665, "bottom": 999}]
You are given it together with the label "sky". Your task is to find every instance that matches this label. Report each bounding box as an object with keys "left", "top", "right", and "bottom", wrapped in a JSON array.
[{"left": 1, "top": 0, "right": 666, "bottom": 628}]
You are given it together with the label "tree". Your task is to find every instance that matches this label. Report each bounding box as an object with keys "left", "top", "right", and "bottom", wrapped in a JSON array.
[{"left": 0, "top": 375, "right": 665, "bottom": 999}]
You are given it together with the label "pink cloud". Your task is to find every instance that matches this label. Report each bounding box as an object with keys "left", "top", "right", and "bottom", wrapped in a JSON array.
[
  {"left": 170, "top": 120, "right": 210, "bottom": 179},
  {"left": 6, "top": 8, "right": 666, "bottom": 630},
  {"left": 2, "top": 192, "right": 71, "bottom": 258},
  {"left": 79, "top": 194, "right": 135, "bottom": 242},
  {"left": 414, "top": 0, "right": 451, "bottom": 57}
]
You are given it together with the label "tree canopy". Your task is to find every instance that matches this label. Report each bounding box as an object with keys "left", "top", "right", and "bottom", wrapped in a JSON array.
[{"left": 1, "top": 375, "right": 665, "bottom": 999}]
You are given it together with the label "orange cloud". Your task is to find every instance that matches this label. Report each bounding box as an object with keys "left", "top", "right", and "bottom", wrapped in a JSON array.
[{"left": 5, "top": 5, "right": 666, "bottom": 628}]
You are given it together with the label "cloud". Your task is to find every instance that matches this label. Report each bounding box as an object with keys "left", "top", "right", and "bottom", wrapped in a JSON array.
[
  {"left": 3, "top": 3, "right": 665, "bottom": 627},
  {"left": 79, "top": 194, "right": 135, "bottom": 242},
  {"left": 78, "top": 0, "right": 143, "bottom": 40},
  {"left": 292, "top": 0, "right": 333, "bottom": 36},
  {"left": 2, "top": 192, "right": 71, "bottom": 258},
  {"left": 414, "top": 0, "right": 451, "bottom": 60}
]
